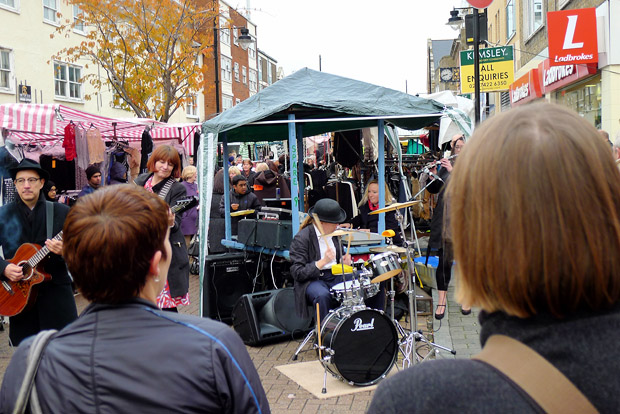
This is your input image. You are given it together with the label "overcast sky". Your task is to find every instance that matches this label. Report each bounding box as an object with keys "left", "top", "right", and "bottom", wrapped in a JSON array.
[{"left": 228, "top": 0, "right": 462, "bottom": 94}]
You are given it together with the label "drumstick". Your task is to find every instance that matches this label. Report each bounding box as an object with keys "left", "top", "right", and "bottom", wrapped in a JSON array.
[
  {"left": 316, "top": 303, "right": 322, "bottom": 360},
  {"left": 312, "top": 213, "right": 326, "bottom": 238},
  {"left": 345, "top": 234, "right": 353, "bottom": 256}
]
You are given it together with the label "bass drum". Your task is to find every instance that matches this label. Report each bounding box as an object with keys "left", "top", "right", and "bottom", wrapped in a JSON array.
[{"left": 319, "top": 308, "right": 398, "bottom": 386}]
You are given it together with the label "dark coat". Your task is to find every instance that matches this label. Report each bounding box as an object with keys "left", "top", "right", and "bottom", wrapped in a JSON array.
[
  {"left": 426, "top": 167, "right": 451, "bottom": 250},
  {"left": 241, "top": 170, "right": 257, "bottom": 193},
  {"left": 135, "top": 173, "right": 189, "bottom": 297},
  {"left": 0, "top": 299, "right": 270, "bottom": 414},
  {"left": 253, "top": 170, "right": 290, "bottom": 203},
  {"left": 289, "top": 225, "right": 342, "bottom": 318},
  {"left": 219, "top": 189, "right": 262, "bottom": 235},
  {"left": 351, "top": 202, "right": 403, "bottom": 246},
  {"left": 0, "top": 196, "right": 78, "bottom": 345},
  {"left": 368, "top": 306, "right": 620, "bottom": 413}
]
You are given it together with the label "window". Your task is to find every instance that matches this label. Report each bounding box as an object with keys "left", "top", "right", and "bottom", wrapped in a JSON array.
[
  {"left": 242, "top": 66, "right": 247, "bottom": 84},
  {"left": 249, "top": 69, "right": 257, "bottom": 92},
  {"left": 257, "top": 59, "right": 263, "bottom": 83},
  {"left": 267, "top": 62, "right": 273, "bottom": 84},
  {"left": 1, "top": 49, "right": 13, "bottom": 91},
  {"left": 248, "top": 42, "right": 256, "bottom": 59},
  {"left": 526, "top": 0, "right": 544, "bottom": 37},
  {"left": 0, "top": 0, "right": 18, "bottom": 12},
  {"left": 220, "top": 27, "right": 230, "bottom": 45},
  {"left": 234, "top": 62, "right": 239, "bottom": 82},
  {"left": 221, "top": 56, "right": 232, "bottom": 82},
  {"left": 54, "top": 62, "right": 82, "bottom": 100},
  {"left": 506, "top": 0, "right": 515, "bottom": 40},
  {"left": 73, "top": 5, "right": 85, "bottom": 33},
  {"left": 186, "top": 94, "right": 198, "bottom": 117},
  {"left": 43, "top": 0, "right": 59, "bottom": 24},
  {"left": 222, "top": 94, "right": 233, "bottom": 111},
  {"left": 233, "top": 29, "right": 238, "bottom": 46}
]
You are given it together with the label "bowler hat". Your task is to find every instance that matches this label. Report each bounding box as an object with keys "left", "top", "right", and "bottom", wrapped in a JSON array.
[
  {"left": 308, "top": 198, "right": 346, "bottom": 224},
  {"left": 9, "top": 159, "right": 50, "bottom": 181}
]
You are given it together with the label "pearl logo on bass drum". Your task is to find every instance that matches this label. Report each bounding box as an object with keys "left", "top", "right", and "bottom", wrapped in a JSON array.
[{"left": 351, "top": 317, "right": 375, "bottom": 332}]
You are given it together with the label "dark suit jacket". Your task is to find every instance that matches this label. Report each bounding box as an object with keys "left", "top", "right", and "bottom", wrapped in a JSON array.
[{"left": 289, "top": 225, "right": 342, "bottom": 318}]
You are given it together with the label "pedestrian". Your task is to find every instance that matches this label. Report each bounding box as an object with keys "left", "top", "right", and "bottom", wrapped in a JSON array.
[
  {"left": 0, "top": 185, "right": 270, "bottom": 413},
  {"left": 78, "top": 164, "right": 101, "bottom": 197},
  {"left": 368, "top": 102, "right": 620, "bottom": 413},
  {"left": 0, "top": 159, "right": 78, "bottom": 346},
  {"left": 180, "top": 165, "right": 199, "bottom": 248},
  {"left": 219, "top": 175, "right": 261, "bottom": 235}
]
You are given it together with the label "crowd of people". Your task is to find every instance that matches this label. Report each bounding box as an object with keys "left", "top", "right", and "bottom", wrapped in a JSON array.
[{"left": 1, "top": 103, "right": 620, "bottom": 412}]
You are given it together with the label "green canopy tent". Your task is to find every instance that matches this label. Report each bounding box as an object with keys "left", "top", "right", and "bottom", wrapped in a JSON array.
[{"left": 197, "top": 68, "right": 445, "bottom": 284}]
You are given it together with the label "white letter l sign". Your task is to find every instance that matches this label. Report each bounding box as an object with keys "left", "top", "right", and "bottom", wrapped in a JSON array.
[{"left": 563, "top": 15, "right": 584, "bottom": 50}]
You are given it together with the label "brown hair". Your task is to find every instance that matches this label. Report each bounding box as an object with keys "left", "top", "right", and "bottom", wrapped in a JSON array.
[
  {"left": 63, "top": 185, "right": 170, "bottom": 303},
  {"left": 448, "top": 103, "right": 620, "bottom": 318},
  {"left": 146, "top": 145, "right": 181, "bottom": 179}
]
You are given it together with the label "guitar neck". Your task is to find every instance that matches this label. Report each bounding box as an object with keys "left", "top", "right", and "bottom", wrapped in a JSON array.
[{"left": 28, "top": 231, "right": 63, "bottom": 268}]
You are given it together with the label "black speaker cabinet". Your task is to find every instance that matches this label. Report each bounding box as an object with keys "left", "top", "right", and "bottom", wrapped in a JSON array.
[
  {"left": 203, "top": 253, "right": 254, "bottom": 323},
  {"left": 207, "top": 218, "right": 227, "bottom": 254},
  {"left": 255, "top": 220, "right": 293, "bottom": 250},
  {"left": 232, "top": 288, "right": 313, "bottom": 346},
  {"left": 237, "top": 219, "right": 257, "bottom": 246}
]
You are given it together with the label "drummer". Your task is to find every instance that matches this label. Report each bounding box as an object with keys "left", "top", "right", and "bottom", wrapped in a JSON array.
[
  {"left": 290, "top": 198, "right": 353, "bottom": 322},
  {"left": 351, "top": 180, "right": 403, "bottom": 246},
  {"left": 219, "top": 174, "right": 262, "bottom": 235}
]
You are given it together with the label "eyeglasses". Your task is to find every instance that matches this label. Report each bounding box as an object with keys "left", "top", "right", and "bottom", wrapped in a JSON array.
[{"left": 14, "top": 177, "right": 40, "bottom": 186}]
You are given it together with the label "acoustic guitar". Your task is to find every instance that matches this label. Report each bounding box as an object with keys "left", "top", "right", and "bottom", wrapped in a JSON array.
[{"left": 0, "top": 231, "right": 63, "bottom": 317}]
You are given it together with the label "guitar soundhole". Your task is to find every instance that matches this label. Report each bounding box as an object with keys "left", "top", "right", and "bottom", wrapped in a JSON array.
[{"left": 19, "top": 262, "right": 34, "bottom": 281}]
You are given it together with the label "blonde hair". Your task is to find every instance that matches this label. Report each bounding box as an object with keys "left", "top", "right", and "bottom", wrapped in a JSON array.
[
  {"left": 449, "top": 103, "right": 620, "bottom": 318},
  {"left": 228, "top": 166, "right": 241, "bottom": 176},
  {"left": 358, "top": 179, "right": 394, "bottom": 208},
  {"left": 255, "top": 163, "right": 269, "bottom": 173},
  {"left": 181, "top": 165, "right": 197, "bottom": 181}
]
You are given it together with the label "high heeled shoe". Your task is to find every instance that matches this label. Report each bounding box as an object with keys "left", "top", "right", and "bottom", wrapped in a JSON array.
[
  {"left": 461, "top": 307, "right": 472, "bottom": 315},
  {"left": 435, "top": 304, "right": 446, "bottom": 320}
]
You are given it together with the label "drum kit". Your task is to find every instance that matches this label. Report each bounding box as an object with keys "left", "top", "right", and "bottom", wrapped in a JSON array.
[{"left": 293, "top": 200, "right": 455, "bottom": 392}]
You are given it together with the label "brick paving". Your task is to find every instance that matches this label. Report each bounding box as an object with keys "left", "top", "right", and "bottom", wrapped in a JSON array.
[{"left": 0, "top": 257, "right": 481, "bottom": 413}]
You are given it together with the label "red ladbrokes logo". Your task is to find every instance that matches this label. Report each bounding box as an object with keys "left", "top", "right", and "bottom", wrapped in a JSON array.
[{"left": 547, "top": 8, "right": 598, "bottom": 66}]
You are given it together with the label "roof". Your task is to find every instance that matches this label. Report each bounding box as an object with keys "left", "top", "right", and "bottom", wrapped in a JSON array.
[
  {"left": 0, "top": 104, "right": 199, "bottom": 154},
  {"left": 202, "top": 68, "right": 445, "bottom": 143}
]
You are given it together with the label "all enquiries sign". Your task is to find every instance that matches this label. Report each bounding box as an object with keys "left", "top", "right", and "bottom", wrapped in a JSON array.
[{"left": 459, "top": 46, "right": 514, "bottom": 94}]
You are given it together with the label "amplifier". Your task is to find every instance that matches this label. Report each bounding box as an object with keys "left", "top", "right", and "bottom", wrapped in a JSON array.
[
  {"left": 238, "top": 219, "right": 257, "bottom": 246},
  {"left": 202, "top": 253, "right": 255, "bottom": 323},
  {"left": 255, "top": 220, "right": 293, "bottom": 250}
]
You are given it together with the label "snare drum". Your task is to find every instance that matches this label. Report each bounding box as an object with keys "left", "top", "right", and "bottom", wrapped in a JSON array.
[
  {"left": 319, "top": 307, "right": 398, "bottom": 385},
  {"left": 330, "top": 270, "right": 379, "bottom": 304}
]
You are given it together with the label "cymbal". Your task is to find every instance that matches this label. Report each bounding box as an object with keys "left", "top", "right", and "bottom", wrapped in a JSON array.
[
  {"left": 370, "top": 268, "right": 402, "bottom": 284},
  {"left": 369, "top": 245, "right": 407, "bottom": 254},
  {"left": 230, "top": 209, "right": 255, "bottom": 217},
  {"left": 369, "top": 200, "right": 422, "bottom": 215}
]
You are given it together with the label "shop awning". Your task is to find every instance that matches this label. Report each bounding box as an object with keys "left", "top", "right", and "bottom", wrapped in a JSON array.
[{"left": 0, "top": 104, "right": 200, "bottom": 155}]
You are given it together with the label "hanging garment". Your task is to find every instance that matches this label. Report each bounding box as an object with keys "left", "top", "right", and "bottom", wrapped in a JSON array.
[
  {"left": 140, "top": 129, "right": 153, "bottom": 173},
  {"left": 86, "top": 128, "right": 105, "bottom": 164},
  {"left": 63, "top": 123, "right": 77, "bottom": 161},
  {"left": 74, "top": 125, "right": 90, "bottom": 170}
]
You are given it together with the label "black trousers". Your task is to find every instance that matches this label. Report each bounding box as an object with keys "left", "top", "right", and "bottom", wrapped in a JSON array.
[{"left": 435, "top": 243, "right": 454, "bottom": 292}]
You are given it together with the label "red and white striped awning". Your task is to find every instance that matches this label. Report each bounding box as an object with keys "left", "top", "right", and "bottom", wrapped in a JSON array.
[{"left": 0, "top": 104, "right": 201, "bottom": 155}]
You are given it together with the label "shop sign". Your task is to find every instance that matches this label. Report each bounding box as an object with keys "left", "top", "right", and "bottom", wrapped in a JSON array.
[
  {"left": 509, "top": 69, "right": 542, "bottom": 106},
  {"left": 18, "top": 84, "right": 32, "bottom": 103},
  {"left": 460, "top": 45, "right": 514, "bottom": 94},
  {"left": 547, "top": 8, "right": 598, "bottom": 66},
  {"left": 537, "top": 58, "right": 597, "bottom": 94}
]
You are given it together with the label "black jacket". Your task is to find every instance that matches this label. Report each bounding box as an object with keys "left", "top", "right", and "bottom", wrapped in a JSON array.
[
  {"left": 289, "top": 225, "right": 342, "bottom": 318},
  {"left": 0, "top": 299, "right": 271, "bottom": 414},
  {"left": 219, "top": 189, "right": 262, "bottom": 235},
  {"left": 0, "top": 196, "right": 78, "bottom": 345},
  {"left": 351, "top": 202, "right": 403, "bottom": 246},
  {"left": 426, "top": 167, "right": 451, "bottom": 250},
  {"left": 135, "top": 174, "right": 189, "bottom": 297},
  {"left": 369, "top": 306, "right": 620, "bottom": 413}
]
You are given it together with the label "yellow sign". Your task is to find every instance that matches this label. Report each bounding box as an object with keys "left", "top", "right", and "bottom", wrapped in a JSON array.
[{"left": 460, "top": 46, "right": 514, "bottom": 93}]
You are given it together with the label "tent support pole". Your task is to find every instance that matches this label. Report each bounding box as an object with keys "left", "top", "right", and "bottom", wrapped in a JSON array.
[
  {"left": 296, "top": 124, "right": 304, "bottom": 215},
  {"left": 288, "top": 114, "right": 300, "bottom": 235},
  {"left": 377, "top": 119, "right": 386, "bottom": 235},
  {"left": 222, "top": 133, "right": 232, "bottom": 241}
]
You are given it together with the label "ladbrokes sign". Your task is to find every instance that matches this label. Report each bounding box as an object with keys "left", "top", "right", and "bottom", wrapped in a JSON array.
[{"left": 547, "top": 8, "right": 598, "bottom": 66}]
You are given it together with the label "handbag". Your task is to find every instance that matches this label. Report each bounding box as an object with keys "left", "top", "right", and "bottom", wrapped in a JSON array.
[
  {"left": 187, "top": 234, "right": 200, "bottom": 257},
  {"left": 473, "top": 334, "right": 598, "bottom": 413}
]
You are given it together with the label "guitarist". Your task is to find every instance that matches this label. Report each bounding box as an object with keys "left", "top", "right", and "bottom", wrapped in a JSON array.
[{"left": 0, "top": 159, "right": 78, "bottom": 346}]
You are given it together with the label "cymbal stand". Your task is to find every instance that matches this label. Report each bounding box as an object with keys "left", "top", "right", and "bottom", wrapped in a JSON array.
[{"left": 394, "top": 208, "right": 456, "bottom": 367}]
